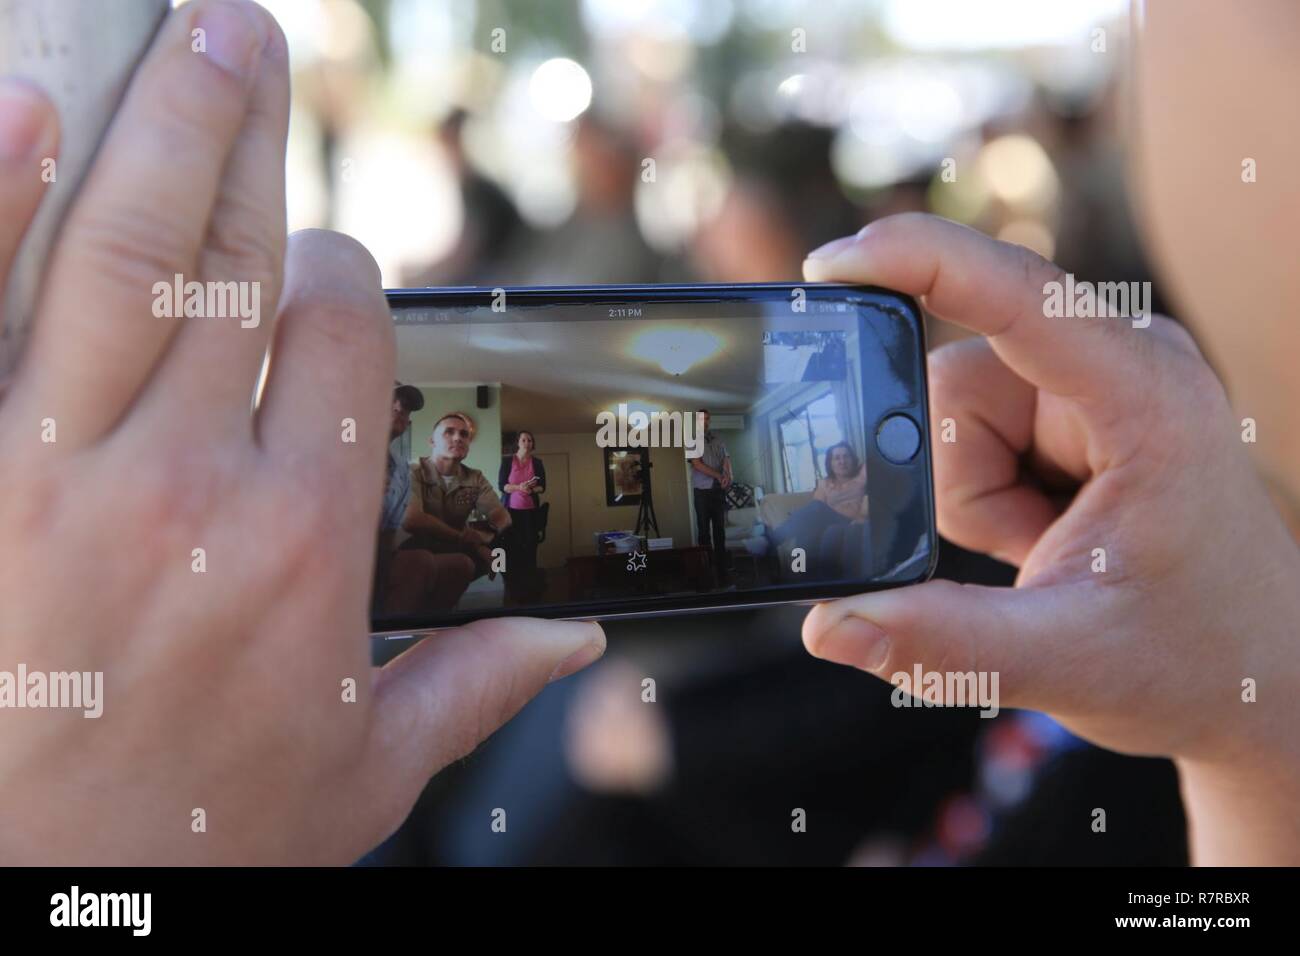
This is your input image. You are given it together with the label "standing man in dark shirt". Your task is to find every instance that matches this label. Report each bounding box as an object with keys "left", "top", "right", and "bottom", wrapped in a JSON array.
[{"left": 689, "top": 409, "right": 732, "bottom": 580}]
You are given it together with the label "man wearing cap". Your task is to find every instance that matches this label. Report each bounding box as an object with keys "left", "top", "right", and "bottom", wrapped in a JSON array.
[
  {"left": 374, "top": 385, "right": 476, "bottom": 616},
  {"left": 380, "top": 384, "right": 425, "bottom": 533}
]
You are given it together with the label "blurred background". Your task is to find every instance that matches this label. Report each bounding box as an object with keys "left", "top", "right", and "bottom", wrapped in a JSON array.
[{"left": 255, "top": 0, "right": 1183, "bottom": 865}]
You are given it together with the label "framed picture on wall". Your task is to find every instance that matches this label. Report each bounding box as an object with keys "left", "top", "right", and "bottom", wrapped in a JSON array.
[{"left": 604, "top": 447, "right": 648, "bottom": 506}]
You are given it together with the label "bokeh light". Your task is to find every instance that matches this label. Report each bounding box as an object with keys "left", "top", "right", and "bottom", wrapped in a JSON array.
[{"left": 529, "top": 58, "right": 594, "bottom": 122}]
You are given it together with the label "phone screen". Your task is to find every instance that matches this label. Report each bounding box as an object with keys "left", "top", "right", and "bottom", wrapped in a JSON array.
[{"left": 374, "top": 283, "right": 934, "bottom": 633}]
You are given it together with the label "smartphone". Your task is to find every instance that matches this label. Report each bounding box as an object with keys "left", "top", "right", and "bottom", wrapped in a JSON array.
[{"left": 373, "top": 283, "right": 935, "bottom": 637}]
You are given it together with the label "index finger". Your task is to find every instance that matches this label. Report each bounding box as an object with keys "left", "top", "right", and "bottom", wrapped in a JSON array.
[
  {"left": 14, "top": 0, "right": 272, "bottom": 449},
  {"left": 803, "top": 213, "right": 1153, "bottom": 406}
]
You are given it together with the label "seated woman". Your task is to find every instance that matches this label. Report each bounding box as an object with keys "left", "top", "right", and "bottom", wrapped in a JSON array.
[
  {"left": 815, "top": 442, "right": 869, "bottom": 524},
  {"left": 772, "top": 442, "right": 868, "bottom": 576}
]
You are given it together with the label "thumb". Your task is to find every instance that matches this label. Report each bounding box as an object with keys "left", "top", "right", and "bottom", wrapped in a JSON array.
[
  {"left": 802, "top": 579, "right": 1097, "bottom": 715},
  {"left": 359, "top": 618, "right": 605, "bottom": 823}
]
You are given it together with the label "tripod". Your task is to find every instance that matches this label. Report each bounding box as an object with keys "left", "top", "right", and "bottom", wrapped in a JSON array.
[{"left": 634, "top": 461, "right": 660, "bottom": 538}]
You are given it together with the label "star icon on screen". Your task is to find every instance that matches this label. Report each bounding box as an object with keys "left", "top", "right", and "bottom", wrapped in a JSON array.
[{"left": 626, "top": 550, "right": 648, "bottom": 572}]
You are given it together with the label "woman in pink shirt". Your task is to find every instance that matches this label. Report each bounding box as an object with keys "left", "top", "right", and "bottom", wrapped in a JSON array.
[
  {"left": 773, "top": 442, "right": 869, "bottom": 577},
  {"left": 499, "top": 430, "right": 547, "bottom": 599},
  {"left": 814, "top": 443, "right": 869, "bottom": 522}
]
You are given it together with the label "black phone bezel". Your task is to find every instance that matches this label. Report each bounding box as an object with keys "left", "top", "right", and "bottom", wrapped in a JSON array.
[{"left": 374, "top": 282, "right": 936, "bottom": 636}]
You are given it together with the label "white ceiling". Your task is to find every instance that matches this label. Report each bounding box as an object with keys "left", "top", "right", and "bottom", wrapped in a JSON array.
[{"left": 395, "top": 317, "right": 768, "bottom": 433}]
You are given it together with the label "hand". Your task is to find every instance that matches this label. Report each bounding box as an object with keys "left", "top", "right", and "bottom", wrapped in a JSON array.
[
  {"left": 459, "top": 525, "right": 494, "bottom": 548},
  {"left": 801, "top": 214, "right": 1300, "bottom": 863},
  {"left": 0, "top": 0, "right": 604, "bottom": 865}
]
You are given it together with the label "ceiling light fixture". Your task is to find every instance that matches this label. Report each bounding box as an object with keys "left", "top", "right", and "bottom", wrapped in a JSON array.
[{"left": 630, "top": 328, "right": 721, "bottom": 376}]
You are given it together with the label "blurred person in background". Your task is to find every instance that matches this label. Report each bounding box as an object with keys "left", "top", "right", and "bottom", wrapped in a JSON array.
[
  {"left": 514, "top": 113, "right": 668, "bottom": 284},
  {"left": 291, "top": 0, "right": 379, "bottom": 231},
  {"left": 405, "top": 109, "right": 533, "bottom": 287},
  {"left": 691, "top": 123, "right": 860, "bottom": 284}
]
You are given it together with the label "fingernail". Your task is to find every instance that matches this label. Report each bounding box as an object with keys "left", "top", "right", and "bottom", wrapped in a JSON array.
[
  {"left": 813, "top": 616, "right": 890, "bottom": 674},
  {"left": 802, "top": 257, "right": 832, "bottom": 282},
  {"left": 194, "top": 1, "right": 268, "bottom": 79},
  {"left": 0, "top": 79, "right": 50, "bottom": 161},
  {"left": 805, "top": 234, "right": 859, "bottom": 261},
  {"left": 549, "top": 624, "right": 607, "bottom": 683},
  {"left": 803, "top": 235, "right": 859, "bottom": 282}
]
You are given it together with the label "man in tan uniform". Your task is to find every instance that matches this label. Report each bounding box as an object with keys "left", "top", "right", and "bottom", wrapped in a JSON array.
[{"left": 403, "top": 411, "right": 512, "bottom": 581}]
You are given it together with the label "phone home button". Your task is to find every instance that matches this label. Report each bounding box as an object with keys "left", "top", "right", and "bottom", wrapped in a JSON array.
[{"left": 876, "top": 414, "right": 921, "bottom": 464}]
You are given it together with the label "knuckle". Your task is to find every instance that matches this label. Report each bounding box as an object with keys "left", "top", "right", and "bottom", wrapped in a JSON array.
[
  {"left": 257, "top": 477, "right": 336, "bottom": 563},
  {"left": 133, "top": 447, "right": 225, "bottom": 533},
  {"left": 66, "top": 207, "right": 192, "bottom": 297},
  {"left": 927, "top": 339, "right": 996, "bottom": 430},
  {"left": 878, "top": 210, "right": 937, "bottom": 235},
  {"left": 1006, "top": 238, "right": 1064, "bottom": 290},
  {"left": 150, "top": 67, "right": 244, "bottom": 154},
  {"left": 926, "top": 341, "right": 977, "bottom": 403},
  {"left": 235, "top": 0, "right": 285, "bottom": 53},
  {"left": 284, "top": 295, "right": 387, "bottom": 357},
  {"left": 94, "top": 447, "right": 231, "bottom": 575},
  {"left": 1143, "top": 320, "right": 1229, "bottom": 417},
  {"left": 202, "top": 206, "right": 282, "bottom": 288},
  {"left": 1151, "top": 314, "right": 1201, "bottom": 354}
]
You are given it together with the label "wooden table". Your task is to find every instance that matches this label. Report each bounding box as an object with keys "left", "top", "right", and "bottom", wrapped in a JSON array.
[{"left": 565, "top": 546, "right": 714, "bottom": 601}]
